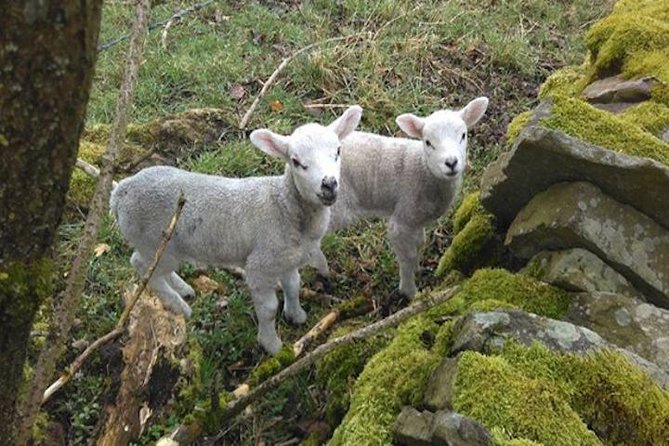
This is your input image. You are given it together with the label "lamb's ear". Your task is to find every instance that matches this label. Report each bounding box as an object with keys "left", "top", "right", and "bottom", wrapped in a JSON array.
[
  {"left": 460, "top": 97, "right": 489, "bottom": 128},
  {"left": 250, "top": 129, "right": 290, "bottom": 160},
  {"left": 329, "top": 105, "right": 363, "bottom": 140},
  {"left": 396, "top": 113, "right": 425, "bottom": 139}
]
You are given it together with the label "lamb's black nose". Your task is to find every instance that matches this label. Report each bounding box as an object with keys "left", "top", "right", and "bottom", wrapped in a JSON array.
[
  {"left": 321, "top": 176, "right": 338, "bottom": 194},
  {"left": 445, "top": 158, "right": 458, "bottom": 170}
]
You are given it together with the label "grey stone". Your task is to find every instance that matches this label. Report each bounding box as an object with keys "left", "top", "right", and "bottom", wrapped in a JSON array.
[
  {"left": 480, "top": 125, "right": 669, "bottom": 231},
  {"left": 591, "top": 102, "right": 637, "bottom": 114},
  {"left": 393, "top": 407, "right": 491, "bottom": 446},
  {"left": 523, "top": 248, "right": 644, "bottom": 299},
  {"left": 505, "top": 181, "right": 669, "bottom": 308},
  {"left": 449, "top": 310, "right": 669, "bottom": 390},
  {"left": 394, "top": 407, "right": 434, "bottom": 446},
  {"left": 566, "top": 292, "right": 669, "bottom": 372},
  {"left": 424, "top": 357, "right": 460, "bottom": 411},
  {"left": 582, "top": 75, "right": 653, "bottom": 104},
  {"left": 432, "top": 411, "right": 491, "bottom": 446}
]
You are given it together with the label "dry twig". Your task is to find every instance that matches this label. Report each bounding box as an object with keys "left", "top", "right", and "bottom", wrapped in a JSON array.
[
  {"left": 17, "top": 1, "right": 152, "bottom": 442},
  {"left": 75, "top": 158, "right": 119, "bottom": 189},
  {"left": 239, "top": 33, "right": 367, "bottom": 129},
  {"left": 164, "top": 285, "right": 460, "bottom": 444},
  {"left": 42, "top": 193, "right": 186, "bottom": 404}
]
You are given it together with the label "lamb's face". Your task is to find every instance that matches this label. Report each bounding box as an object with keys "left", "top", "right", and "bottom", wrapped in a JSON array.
[
  {"left": 396, "top": 97, "right": 489, "bottom": 181},
  {"left": 287, "top": 124, "right": 342, "bottom": 207},
  {"left": 250, "top": 105, "right": 362, "bottom": 207},
  {"left": 421, "top": 111, "right": 469, "bottom": 180}
]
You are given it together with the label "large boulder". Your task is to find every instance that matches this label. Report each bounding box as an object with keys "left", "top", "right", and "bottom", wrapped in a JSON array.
[
  {"left": 505, "top": 181, "right": 669, "bottom": 308},
  {"left": 480, "top": 125, "right": 669, "bottom": 230},
  {"left": 523, "top": 248, "right": 644, "bottom": 300},
  {"left": 566, "top": 292, "right": 669, "bottom": 372},
  {"left": 448, "top": 310, "right": 669, "bottom": 390},
  {"left": 393, "top": 406, "right": 492, "bottom": 446}
]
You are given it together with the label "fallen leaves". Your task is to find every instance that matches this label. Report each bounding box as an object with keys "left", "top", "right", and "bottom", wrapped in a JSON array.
[
  {"left": 229, "top": 83, "right": 246, "bottom": 100},
  {"left": 94, "top": 243, "right": 111, "bottom": 257},
  {"left": 270, "top": 99, "right": 284, "bottom": 112},
  {"left": 192, "top": 274, "right": 220, "bottom": 294}
]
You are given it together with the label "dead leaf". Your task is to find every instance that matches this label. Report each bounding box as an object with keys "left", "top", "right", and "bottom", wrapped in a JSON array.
[
  {"left": 229, "top": 83, "right": 246, "bottom": 100},
  {"left": 94, "top": 243, "right": 111, "bottom": 257},
  {"left": 193, "top": 274, "right": 219, "bottom": 294},
  {"left": 139, "top": 403, "right": 152, "bottom": 435},
  {"left": 270, "top": 100, "right": 284, "bottom": 112},
  {"left": 250, "top": 30, "right": 265, "bottom": 46},
  {"left": 71, "top": 338, "right": 90, "bottom": 351}
]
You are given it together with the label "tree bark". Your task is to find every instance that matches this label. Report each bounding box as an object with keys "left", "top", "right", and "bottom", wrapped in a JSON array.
[{"left": 0, "top": 1, "right": 103, "bottom": 443}]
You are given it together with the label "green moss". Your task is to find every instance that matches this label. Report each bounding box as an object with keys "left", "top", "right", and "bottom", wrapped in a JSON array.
[
  {"left": 436, "top": 214, "right": 496, "bottom": 276},
  {"left": 432, "top": 319, "right": 457, "bottom": 357},
  {"left": 452, "top": 191, "right": 483, "bottom": 234},
  {"left": 620, "top": 101, "right": 669, "bottom": 136},
  {"left": 506, "top": 111, "right": 534, "bottom": 144},
  {"left": 539, "top": 95, "right": 669, "bottom": 165},
  {"left": 248, "top": 345, "right": 296, "bottom": 386},
  {"left": 336, "top": 293, "right": 372, "bottom": 318},
  {"left": 456, "top": 268, "right": 571, "bottom": 319},
  {"left": 538, "top": 64, "right": 588, "bottom": 100},
  {"left": 624, "top": 48, "right": 669, "bottom": 104},
  {"left": 469, "top": 299, "right": 521, "bottom": 313},
  {"left": 328, "top": 316, "right": 441, "bottom": 445},
  {"left": 316, "top": 325, "right": 388, "bottom": 426},
  {"left": 453, "top": 351, "right": 601, "bottom": 446},
  {"left": 586, "top": 13, "right": 669, "bottom": 79},
  {"left": 491, "top": 428, "right": 544, "bottom": 446},
  {"left": 67, "top": 140, "right": 106, "bottom": 208}
]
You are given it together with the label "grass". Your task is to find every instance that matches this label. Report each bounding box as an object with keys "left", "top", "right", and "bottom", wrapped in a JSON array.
[{"left": 42, "top": 0, "right": 615, "bottom": 444}]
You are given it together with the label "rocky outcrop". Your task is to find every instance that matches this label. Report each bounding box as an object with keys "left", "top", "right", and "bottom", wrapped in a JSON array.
[
  {"left": 393, "top": 406, "right": 491, "bottom": 446},
  {"left": 523, "top": 248, "right": 643, "bottom": 299},
  {"left": 448, "top": 310, "right": 669, "bottom": 390},
  {"left": 566, "top": 292, "right": 669, "bottom": 372},
  {"left": 505, "top": 181, "right": 669, "bottom": 308},
  {"left": 480, "top": 125, "right": 669, "bottom": 231},
  {"left": 582, "top": 75, "right": 653, "bottom": 107}
]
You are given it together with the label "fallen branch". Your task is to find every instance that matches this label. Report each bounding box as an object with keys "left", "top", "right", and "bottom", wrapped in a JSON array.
[
  {"left": 75, "top": 158, "right": 119, "bottom": 189},
  {"left": 42, "top": 193, "right": 186, "bottom": 404},
  {"left": 98, "top": 0, "right": 214, "bottom": 52},
  {"left": 239, "top": 33, "right": 367, "bottom": 129},
  {"left": 164, "top": 285, "right": 460, "bottom": 445},
  {"left": 17, "top": 1, "right": 152, "bottom": 442}
]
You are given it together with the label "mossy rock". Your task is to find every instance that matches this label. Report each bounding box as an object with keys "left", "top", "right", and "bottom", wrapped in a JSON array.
[
  {"left": 328, "top": 316, "right": 442, "bottom": 445},
  {"left": 316, "top": 324, "right": 388, "bottom": 426},
  {"left": 453, "top": 350, "right": 601, "bottom": 446},
  {"left": 451, "top": 341, "right": 669, "bottom": 445},
  {"left": 538, "top": 95, "right": 669, "bottom": 165},
  {"left": 620, "top": 100, "right": 669, "bottom": 136},
  {"left": 248, "top": 345, "right": 296, "bottom": 386},
  {"left": 436, "top": 192, "right": 501, "bottom": 277},
  {"left": 538, "top": 64, "right": 588, "bottom": 100},
  {"left": 449, "top": 268, "right": 571, "bottom": 320},
  {"left": 505, "top": 110, "right": 533, "bottom": 145}
]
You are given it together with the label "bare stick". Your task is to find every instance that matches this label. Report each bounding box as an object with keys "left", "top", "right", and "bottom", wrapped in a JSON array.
[
  {"left": 164, "top": 286, "right": 460, "bottom": 444},
  {"left": 292, "top": 309, "right": 340, "bottom": 356},
  {"left": 239, "top": 33, "right": 366, "bottom": 129},
  {"left": 42, "top": 193, "right": 186, "bottom": 404},
  {"left": 98, "top": 0, "right": 214, "bottom": 52},
  {"left": 17, "top": 1, "right": 152, "bottom": 442},
  {"left": 75, "top": 158, "right": 119, "bottom": 189}
]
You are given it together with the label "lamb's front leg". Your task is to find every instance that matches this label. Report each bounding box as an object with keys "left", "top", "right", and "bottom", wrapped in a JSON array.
[
  {"left": 388, "top": 221, "right": 425, "bottom": 298},
  {"left": 308, "top": 247, "right": 331, "bottom": 278},
  {"left": 280, "top": 269, "right": 307, "bottom": 324},
  {"left": 247, "top": 282, "right": 282, "bottom": 354}
]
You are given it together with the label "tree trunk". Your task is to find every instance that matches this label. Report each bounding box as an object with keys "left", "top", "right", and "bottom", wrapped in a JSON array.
[{"left": 0, "top": 1, "right": 103, "bottom": 442}]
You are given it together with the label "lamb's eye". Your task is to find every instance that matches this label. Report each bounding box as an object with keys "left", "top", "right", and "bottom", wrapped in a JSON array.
[
  {"left": 292, "top": 158, "right": 307, "bottom": 170},
  {"left": 425, "top": 140, "right": 433, "bottom": 148},
  {"left": 461, "top": 132, "right": 466, "bottom": 142},
  {"left": 336, "top": 146, "right": 341, "bottom": 159}
]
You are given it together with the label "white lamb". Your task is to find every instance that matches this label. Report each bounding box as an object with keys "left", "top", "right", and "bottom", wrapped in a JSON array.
[
  {"left": 309, "top": 97, "right": 488, "bottom": 298},
  {"left": 109, "top": 105, "right": 362, "bottom": 354}
]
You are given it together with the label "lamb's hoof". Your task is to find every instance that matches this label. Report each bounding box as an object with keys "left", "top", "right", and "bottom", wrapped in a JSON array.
[
  {"left": 285, "top": 307, "right": 308, "bottom": 325},
  {"left": 166, "top": 301, "right": 192, "bottom": 319},
  {"left": 379, "top": 289, "right": 411, "bottom": 318},
  {"left": 259, "top": 335, "right": 282, "bottom": 355}
]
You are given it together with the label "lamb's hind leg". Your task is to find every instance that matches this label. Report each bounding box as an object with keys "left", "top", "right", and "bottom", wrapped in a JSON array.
[
  {"left": 387, "top": 221, "right": 424, "bottom": 298},
  {"left": 281, "top": 269, "right": 307, "bottom": 324},
  {"left": 130, "top": 251, "right": 192, "bottom": 318}
]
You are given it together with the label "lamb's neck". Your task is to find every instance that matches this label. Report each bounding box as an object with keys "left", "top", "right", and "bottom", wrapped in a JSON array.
[
  {"left": 279, "top": 169, "right": 330, "bottom": 239},
  {"left": 418, "top": 153, "right": 463, "bottom": 199}
]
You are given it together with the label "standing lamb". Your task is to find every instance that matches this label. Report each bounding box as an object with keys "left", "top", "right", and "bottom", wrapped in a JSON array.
[
  {"left": 310, "top": 97, "right": 488, "bottom": 298},
  {"left": 110, "top": 105, "right": 362, "bottom": 354}
]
